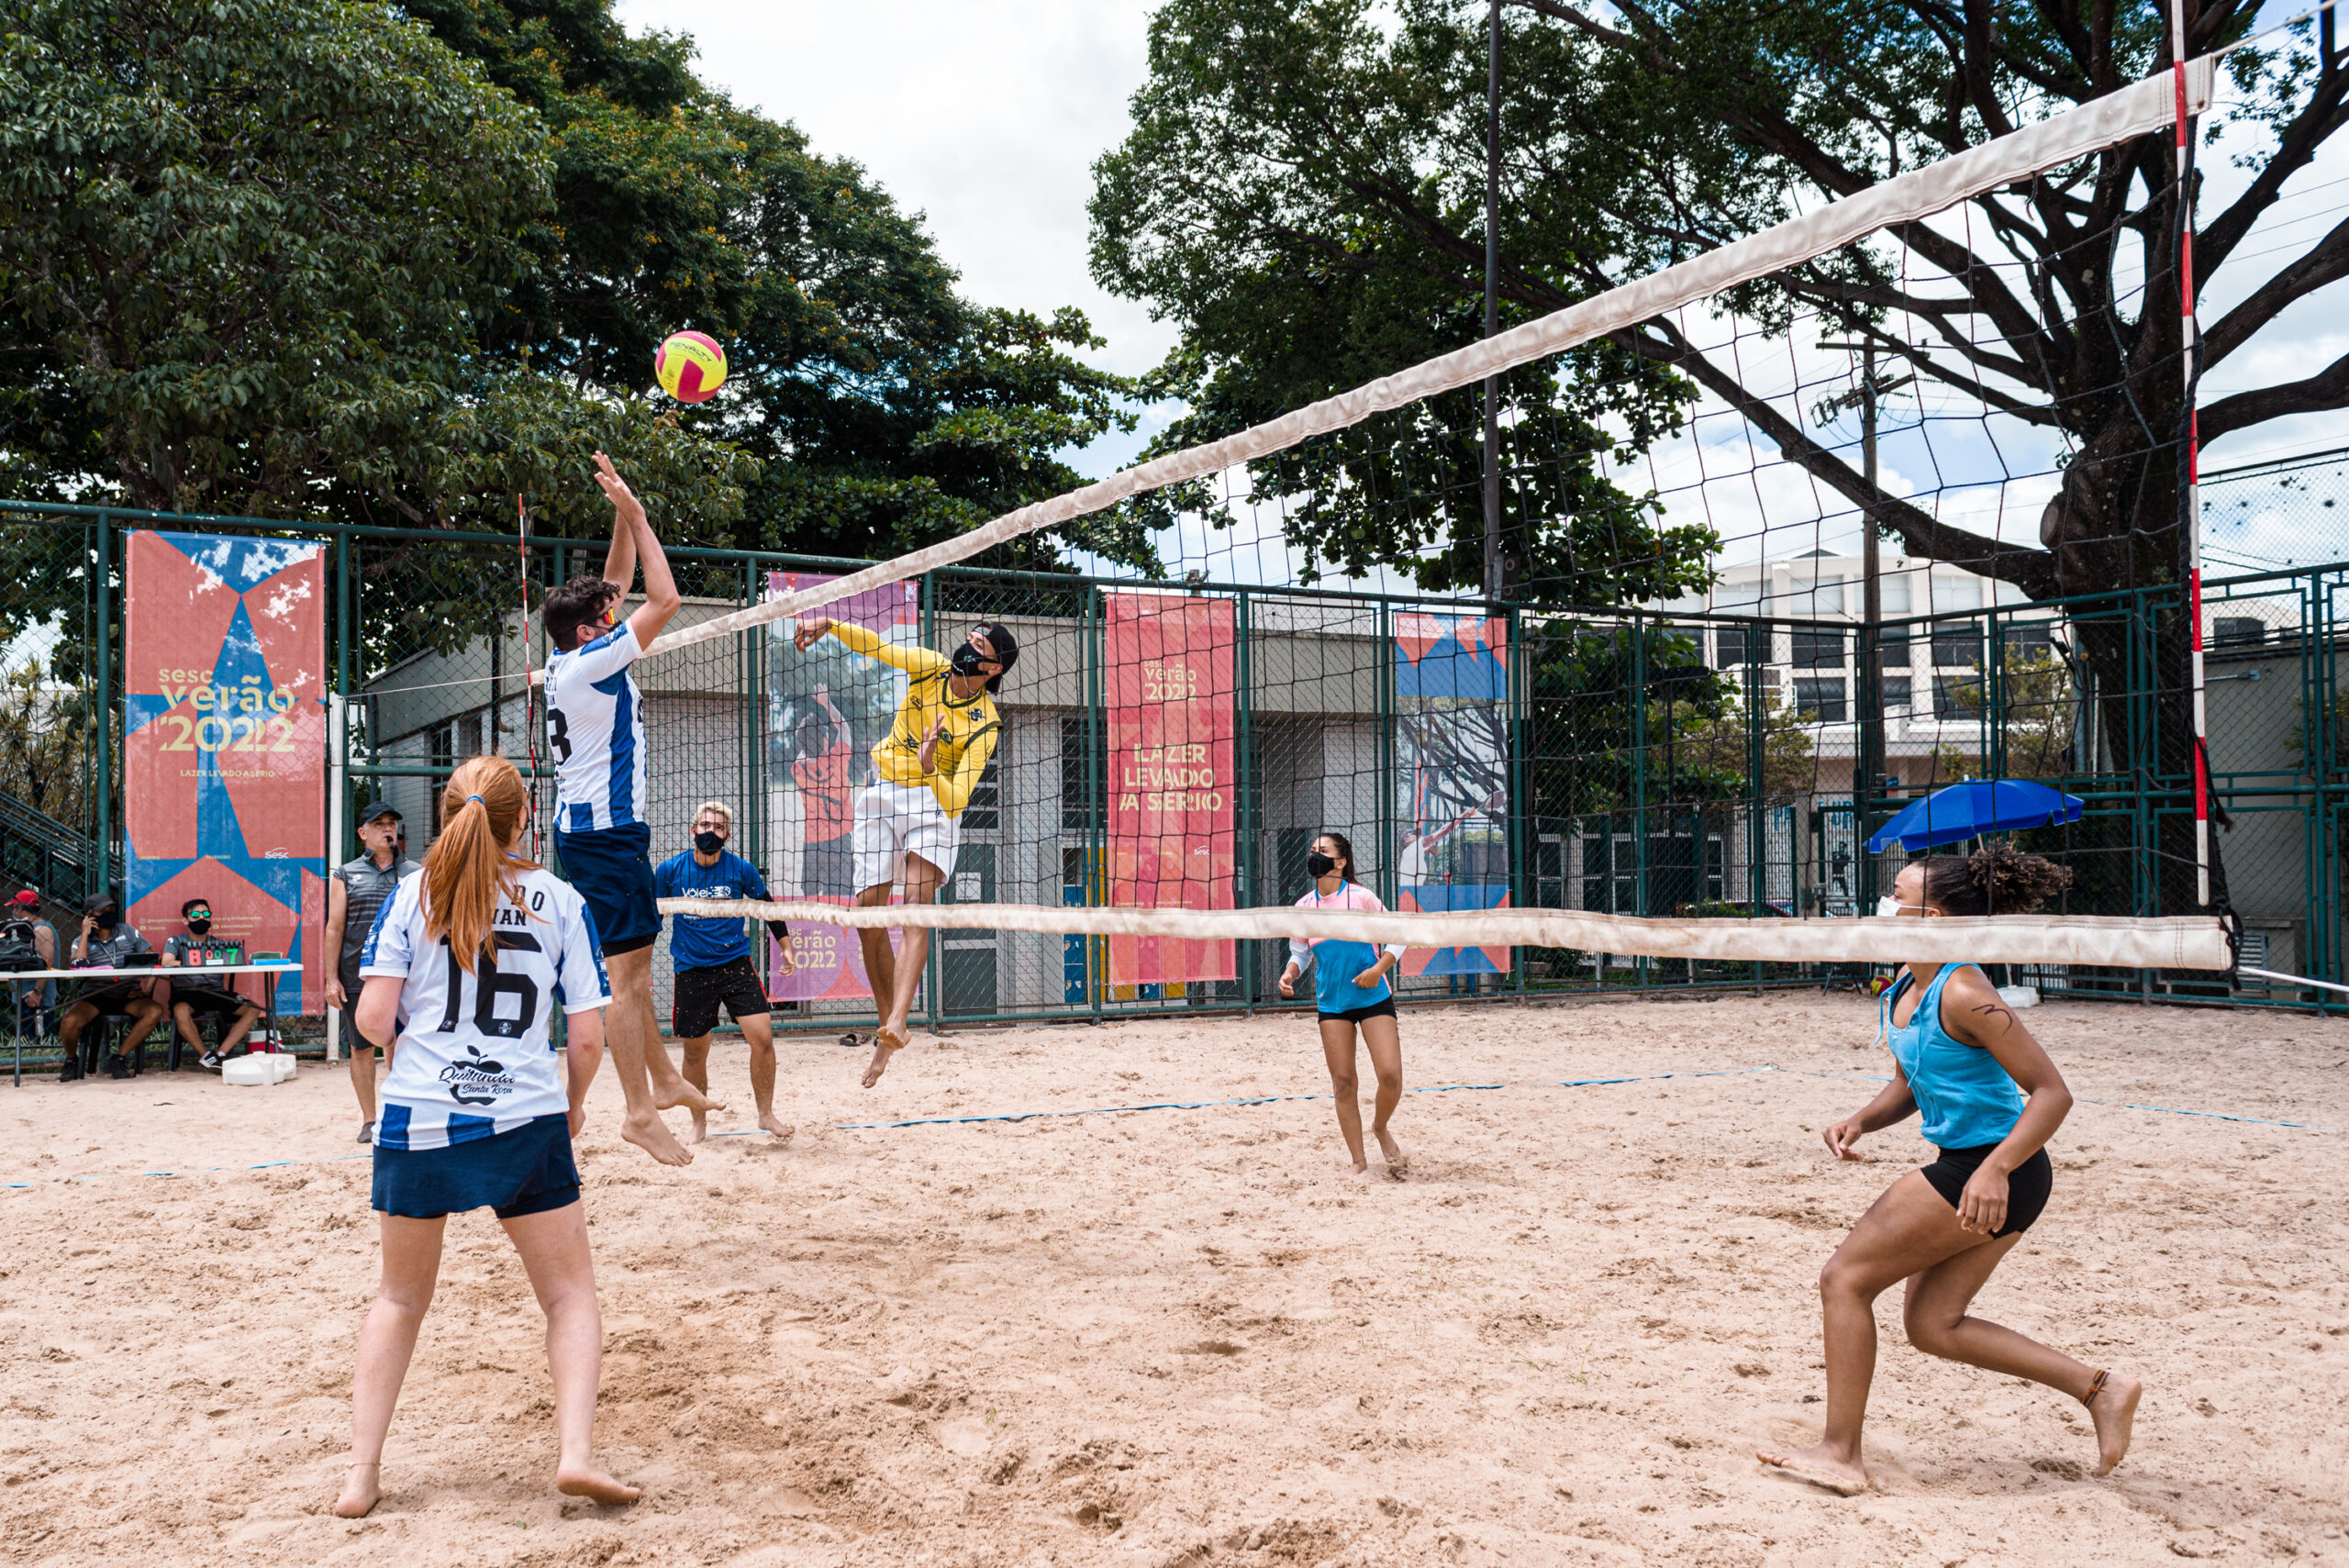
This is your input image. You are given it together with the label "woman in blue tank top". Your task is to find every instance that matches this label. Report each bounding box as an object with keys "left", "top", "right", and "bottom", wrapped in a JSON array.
[{"left": 1759, "top": 845, "right": 2143, "bottom": 1497}]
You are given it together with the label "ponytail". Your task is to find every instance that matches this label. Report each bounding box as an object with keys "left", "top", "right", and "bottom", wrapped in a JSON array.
[
  {"left": 423, "top": 755, "right": 537, "bottom": 973},
  {"left": 1916, "top": 842, "right": 2073, "bottom": 917}
]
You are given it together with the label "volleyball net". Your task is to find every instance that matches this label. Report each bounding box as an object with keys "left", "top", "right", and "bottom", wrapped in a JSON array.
[{"left": 338, "top": 37, "right": 2349, "bottom": 1022}]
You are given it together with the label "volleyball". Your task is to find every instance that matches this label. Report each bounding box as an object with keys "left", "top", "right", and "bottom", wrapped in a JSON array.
[{"left": 654, "top": 330, "right": 727, "bottom": 403}]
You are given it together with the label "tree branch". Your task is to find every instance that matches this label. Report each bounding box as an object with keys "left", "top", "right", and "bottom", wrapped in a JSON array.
[
  {"left": 2199, "top": 347, "right": 2349, "bottom": 439},
  {"left": 2201, "top": 212, "right": 2349, "bottom": 368}
]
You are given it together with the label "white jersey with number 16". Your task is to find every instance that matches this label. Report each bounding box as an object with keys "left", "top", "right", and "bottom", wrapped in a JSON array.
[
  {"left": 359, "top": 867, "right": 612, "bottom": 1151},
  {"left": 544, "top": 619, "right": 648, "bottom": 833}
]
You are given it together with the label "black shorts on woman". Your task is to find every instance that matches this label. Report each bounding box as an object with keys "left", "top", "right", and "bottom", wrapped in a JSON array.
[{"left": 1920, "top": 1142, "right": 2052, "bottom": 1238}]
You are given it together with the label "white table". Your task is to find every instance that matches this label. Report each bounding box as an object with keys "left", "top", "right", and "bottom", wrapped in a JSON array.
[{"left": 8, "top": 962, "right": 302, "bottom": 1085}]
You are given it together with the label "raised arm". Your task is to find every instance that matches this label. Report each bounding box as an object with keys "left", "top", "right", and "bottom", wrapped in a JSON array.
[
  {"left": 805, "top": 617, "right": 948, "bottom": 677},
  {"left": 593, "top": 452, "right": 680, "bottom": 647},
  {"left": 930, "top": 720, "right": 999, "bottom": 817}
]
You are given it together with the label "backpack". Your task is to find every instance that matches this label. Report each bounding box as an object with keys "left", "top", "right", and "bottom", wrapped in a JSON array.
[{"left": 0, "top": 919, "right": 44, "bottom": 973}]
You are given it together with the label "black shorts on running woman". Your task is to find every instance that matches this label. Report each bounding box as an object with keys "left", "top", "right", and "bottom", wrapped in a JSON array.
[{"left": 1920, "top": 1143, "right": 2054, "bottom": 1238}]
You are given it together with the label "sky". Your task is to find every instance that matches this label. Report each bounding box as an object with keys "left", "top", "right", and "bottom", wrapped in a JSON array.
[{"left": 609, "top": 0, "right": 1178, "bottom": 478}]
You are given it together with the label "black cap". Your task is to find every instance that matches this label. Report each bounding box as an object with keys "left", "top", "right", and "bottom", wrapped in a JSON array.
[
  {"left": 83, "top": 893, "right": 119, "bottom": 916},
  {"left": 973, "top": 620, "right": 1019, "bottom": 694},
  {"left": 359, "top": 799, "right": 403, "bottom": 825}
]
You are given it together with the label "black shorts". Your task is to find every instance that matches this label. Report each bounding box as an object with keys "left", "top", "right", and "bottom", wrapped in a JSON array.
[
  {"left": 672, "top": 956, "right": 772, "bottom": 1039},
  {"left": 1921, "top": 1143, "right": 2054, "bottom": 1239},
  {"left": 72, "top": 979, "right": 159, "bottom": 1014},
  {"left": 1318, "top": 996, "right": 1398, "bottom": 1026},
  {"left": 171, "top": 982, "right": 254, "bottom": 1018},
  {"left": 555, "top": 822, "right": 660, "bottom": 956}
]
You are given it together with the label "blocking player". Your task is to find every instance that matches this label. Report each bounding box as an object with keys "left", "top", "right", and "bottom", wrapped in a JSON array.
[
  {"left": 539, "top": 451, "right": 714, "bottom": 1166},
  {"left": 652, "top": 801, "right": 795, "bottom": 1142},
  {"left": 791, "top": 614, "right": 1015, "bottom": 1086}
]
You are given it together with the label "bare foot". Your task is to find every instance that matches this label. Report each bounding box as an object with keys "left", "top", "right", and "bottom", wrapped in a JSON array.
[
  {"left": 1341, "top": 1159, "right": 1370, "bottom": 1179},
  {"left": 1375, "top": 1129, "right": 1407, "bottom": 1173},
  {"left": 621, "top": 1108, "right": 693, "bottom": 1167},
  {"left": 332, "top": 1461, "right": 382, "bottom": 1518},
  {"left": 1757, "top": 1443, "right": 1868, "bottom": 1496},
  {"left": 554, "top": 1458, "right": 642, "bottom": 1506},
  {"left": 653, "top": 1077, "right": 723, "bottom": 1115},
  {"left": 862, "top": 1026, "right": 906, "bottom": 1089},
  {"left": 758, "top": 1111, "right": 796, "bottom": 1140},
  {"left": 2087, "top": 1372, "right": 2142, "bottom": 1476}
]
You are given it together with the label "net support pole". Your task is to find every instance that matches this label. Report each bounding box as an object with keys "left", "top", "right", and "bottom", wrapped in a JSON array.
[
  {"left": 2175, "top": 1, "right": 2210, "bottom": 907},
  {"left": 1481, "top": 0, "right": 1502, "bottom": 602}
]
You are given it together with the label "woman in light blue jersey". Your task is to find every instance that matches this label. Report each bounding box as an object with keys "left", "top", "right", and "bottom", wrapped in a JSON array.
[
  {"left": 1278, "top": 831, "right": 1409, "bottom": 1178},
  {"left": 1760, "top": 844, "right": 2141, "bottom": 1496}
]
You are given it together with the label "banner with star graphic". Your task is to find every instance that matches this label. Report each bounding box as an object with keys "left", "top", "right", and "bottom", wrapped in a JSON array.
[{"left": 123, "top": 531, "right": 328, "bottom": 1015}]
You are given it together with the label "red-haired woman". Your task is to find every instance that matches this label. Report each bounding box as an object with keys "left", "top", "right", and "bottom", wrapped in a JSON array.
[{"left": 335, "top": 755, "right": 639, "bottom": 1518}]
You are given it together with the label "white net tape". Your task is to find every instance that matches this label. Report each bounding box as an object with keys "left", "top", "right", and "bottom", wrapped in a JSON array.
[{"left": 661, "top": 898, "right": 2232, "bottom": 972}]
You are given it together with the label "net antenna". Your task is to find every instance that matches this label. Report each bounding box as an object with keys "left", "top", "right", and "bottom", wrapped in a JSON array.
[
  {"left": 518, "top": 492, "right": 543, "bottom": 862},
  {"left": 2173, "top": 0, "right": 2210, "bottom": 908}
]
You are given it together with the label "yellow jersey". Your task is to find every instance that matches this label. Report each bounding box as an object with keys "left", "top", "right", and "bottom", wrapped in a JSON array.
[{"left": 825, "top": 621, "right": 1001, "bottom": 817}]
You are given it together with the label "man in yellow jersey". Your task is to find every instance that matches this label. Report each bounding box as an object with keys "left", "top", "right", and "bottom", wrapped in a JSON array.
[{"left": 792, "top": 615, "right": 1017, "bottom": 1085}]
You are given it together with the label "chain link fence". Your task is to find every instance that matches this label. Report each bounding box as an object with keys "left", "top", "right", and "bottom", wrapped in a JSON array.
[{"left": 1, "top": 496, "right": 2342, "bottom": 1074}]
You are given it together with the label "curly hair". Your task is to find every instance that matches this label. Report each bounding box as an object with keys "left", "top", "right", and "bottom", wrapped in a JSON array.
[{"left": 1915, "top": 842, "right": 2074, "bottom": 917}]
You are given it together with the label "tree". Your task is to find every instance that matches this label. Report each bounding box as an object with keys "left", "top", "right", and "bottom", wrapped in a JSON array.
[
  {"left": 405, "top": 0, "right": 1147, "bottom": 568},
  {"left": 0, "top": 0, "right": 758, "bottom": 533},
  {"left": 1090, "top": 0, "right": 1710, "bottom": 601},
  {"left": 1097, "top": 0, "right": 2328, "bottom": 909}
]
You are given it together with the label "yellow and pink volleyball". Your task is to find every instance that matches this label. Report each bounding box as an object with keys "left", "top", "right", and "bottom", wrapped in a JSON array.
[{"left": 654, "top": 330, "right": 728, "bottom": 403}]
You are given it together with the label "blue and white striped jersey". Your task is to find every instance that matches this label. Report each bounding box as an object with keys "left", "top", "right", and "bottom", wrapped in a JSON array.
[
  {"left": 359, "top": 867, "right": 610, "bottom": 1151},
  {"left": 544, "top": 621, "right": 648, "bottom": 832}
]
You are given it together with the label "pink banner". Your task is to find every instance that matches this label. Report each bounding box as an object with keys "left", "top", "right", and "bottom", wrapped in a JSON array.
[
  {"left": 1106, "top": 594, "right": 1235, "bottom": 984},
  {"left": 764, "top": 572, "right": 919, "bottom": 1003},
  {"left": 122, "top": 532, "right": 328, "bottom": 1013}
]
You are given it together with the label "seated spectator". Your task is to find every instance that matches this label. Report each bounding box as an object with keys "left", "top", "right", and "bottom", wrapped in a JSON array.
[
  {"left": 162, "top": 896, "right": 263, "bottom": 1070},
  {"left": 2, "top": 889, "right": 58, "bottom": 1040},
  {"left": 58, "top": 895, "right": 168, "bottom": 1082}
]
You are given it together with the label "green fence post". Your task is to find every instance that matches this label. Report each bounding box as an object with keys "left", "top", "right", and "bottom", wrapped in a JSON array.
[
  {"left": 1236, "top": 588, "right": 1255, "bottom": 1008},
  {"left": 1088, "top": 585, "right": 1105, "bottom": 1025},
  {"left": 1509, "top": 603, "right": 1526, "bottom": 996},
  {"left": 1630, "top": 609, "right": 1649, "bottom": 987},
  {"left": 94, "top": 510, "right": 112, "bottom": 900}
]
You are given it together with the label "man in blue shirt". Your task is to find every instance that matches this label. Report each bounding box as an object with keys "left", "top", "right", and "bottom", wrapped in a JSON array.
[{"left": 654, "top": 801, "right": 795, "bottom": 1141}]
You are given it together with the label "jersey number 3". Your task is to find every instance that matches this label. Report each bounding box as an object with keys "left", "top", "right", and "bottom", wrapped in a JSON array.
[
  {"left": 547, "top": 707, "right": 572, "bottom": 762},
  {"left": 433, "top": 933, "right": 543, "bottom": 1040}
]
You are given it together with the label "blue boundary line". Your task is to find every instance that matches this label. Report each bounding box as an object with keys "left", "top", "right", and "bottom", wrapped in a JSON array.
[{"left": 3, "top": 1064, "right": 2333, "bottom": 1190}]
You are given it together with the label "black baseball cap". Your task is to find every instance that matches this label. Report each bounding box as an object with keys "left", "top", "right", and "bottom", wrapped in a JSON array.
[
  {"left": 972, "top": 621, "right": 1019, "bottom": 694},
  {"left": 359, "top": 799, "right": 403, "bottom": 824}
]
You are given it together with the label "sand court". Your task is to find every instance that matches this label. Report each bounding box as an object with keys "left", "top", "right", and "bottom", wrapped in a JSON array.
[{"left": 2, "top": 993, "right": 2345, "bottom": 1566}]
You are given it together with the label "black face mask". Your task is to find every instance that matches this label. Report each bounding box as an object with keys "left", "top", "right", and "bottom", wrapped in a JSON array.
[
  {"left": 694, "top": 831, "right": 725, "bottom": 855},
  {"left": 93, "top": 908, "right": 119, "bottom": 930},
  {"left": 1306, "top": 851, "right": 1338, "bottom": 879},
  {"left": 950, "top": 641, "right": 989, "bottom": 680},
  {"left": 186, "top": 917, "right": 212, "bottom": 936}
]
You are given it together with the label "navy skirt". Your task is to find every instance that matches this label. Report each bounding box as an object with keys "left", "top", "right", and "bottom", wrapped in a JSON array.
[{"left": 372, "top": 1113, "right": 580, "bottom": 1220}]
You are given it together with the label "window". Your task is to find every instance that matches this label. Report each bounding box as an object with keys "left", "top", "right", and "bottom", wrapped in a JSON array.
[
  {"left": 1883, "top": 675, "right": 1913, "bottom": 712},
  {"left": 1793, "top": 677, "right": 1848, "bottom": 723},
  {"left": 2212, "top": 616, "right": 2266, "bottom": 649},
  {"left": 2001, "top": 624, "right": 2053, "bottom": 662},
  {"left": 1791, "top": 628, "right": 1847, "bottom": 668},
  {"left": 1060, "top": 716, "right": 1102, "bottom": 831},
  {"left": 1712, "top": 623, "right": 1756, "bottom": 669},
  {"left": 1931, "top": 625, "right": 1981, "bottom": 669},
  {"left": 961, "top": 754, "right": 1002, "bottom": 832},
  {"left": 1933, "top": 675, "right": 1983, "bottom": 719}
]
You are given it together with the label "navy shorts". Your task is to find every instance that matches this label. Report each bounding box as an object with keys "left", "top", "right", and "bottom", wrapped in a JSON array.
[
  {"left": 555, "top": 822, "right": 660, "bottom": 956},
  {"left": 372, "top": 1113, "right": 580, "bottom": 1220}
]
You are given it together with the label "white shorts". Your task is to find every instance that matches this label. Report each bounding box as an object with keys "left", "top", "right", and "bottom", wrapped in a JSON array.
[{"left": 852, "top": 780, "right": 960, "bottom": 891}]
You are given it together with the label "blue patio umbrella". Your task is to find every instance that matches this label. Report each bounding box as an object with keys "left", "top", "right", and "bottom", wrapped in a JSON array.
[{"left": 1865, "top": 779, "right": 2085, "bottom": 853}]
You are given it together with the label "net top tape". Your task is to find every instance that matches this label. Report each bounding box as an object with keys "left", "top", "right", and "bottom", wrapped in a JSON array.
[
  {"left": 659, "top": 898, "right": 2232, "bottom": 972},
  {"left": 640, "top": 58, "right": 2212, "bottom": 661}
]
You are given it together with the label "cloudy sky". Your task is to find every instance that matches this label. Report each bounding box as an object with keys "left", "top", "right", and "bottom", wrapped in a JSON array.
[{"left": 610, "top": 0, "right": 1177, "bottom": 477}]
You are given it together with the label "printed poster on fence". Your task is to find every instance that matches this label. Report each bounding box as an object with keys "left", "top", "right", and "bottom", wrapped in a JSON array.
[
  {"left": 765, "top": 571, "right": 921, "bottom": 1002},
  {"left": 1106, "top": 593, "right": 1235, "bottom": 985},
  {"left": 122, "top": 531, "right": 328, "bottom": 1014},
  {"left": 1394, "top": 614, "right": 1509, "bottom": 977}
]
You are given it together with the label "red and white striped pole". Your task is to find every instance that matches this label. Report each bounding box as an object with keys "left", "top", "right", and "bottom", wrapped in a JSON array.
[{"left": 2174, "top": 1, "right": 2210, "bottom": 907}]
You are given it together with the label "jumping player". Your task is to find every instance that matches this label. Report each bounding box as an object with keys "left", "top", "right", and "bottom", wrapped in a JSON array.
[
  {"left": 652, "top": 800, "right": 796, "bottom": 1142},
  {"left": 336, "top": 755, "right": 636, "bottom": 1518},
  {"left": 1278, "top": 831, "right": 1409, "bottom": 1178},
  {"left": 790, "top": 614, "right": 1015, "bottom": 1086},
  {"left": 1758, "top": 845, "right": 2142, "bottom": 1496},
  {"left": 539, "top": 451, "right": 716, "bottom": 1166}
]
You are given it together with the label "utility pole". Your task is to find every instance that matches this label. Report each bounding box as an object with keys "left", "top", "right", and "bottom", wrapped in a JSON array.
[
  {"left": 1814, "top": 343, "right": 1911, "bottom": 909},
  {"left": 1482, "top": 0, "right": 1502, "bottom": 604}
]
